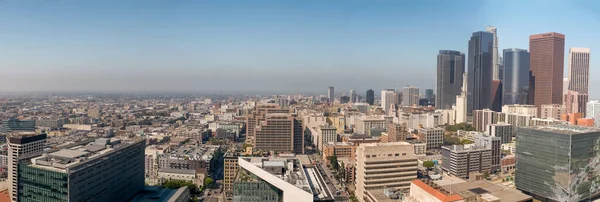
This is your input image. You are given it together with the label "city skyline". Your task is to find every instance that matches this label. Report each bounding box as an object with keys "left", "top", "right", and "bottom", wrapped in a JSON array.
[{"left": 1, "top": 1, "right": 599, "bottom": 99}]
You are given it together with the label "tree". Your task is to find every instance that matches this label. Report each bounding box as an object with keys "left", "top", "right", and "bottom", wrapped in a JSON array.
[
  {"left": 483, "top": 170, "right": 490, "bottom": 179},
  {"left": 423, "top": 161, "right": 435, "bottom": 169},
  {"left": 204, "top": 177, "right": 215, "bottom": 189}
]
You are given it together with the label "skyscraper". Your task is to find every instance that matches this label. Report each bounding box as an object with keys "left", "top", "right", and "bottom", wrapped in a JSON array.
[
  {"left": 491, "top": 79, "right": 502, "bottom": 112},
  {"left": 366, "top": 89, "right": 375, "bottom": 105},
  {"left": 436, "top": 50, "right": 465, "bottom": 109},
  {"left": 8, "top": 134, "right": 47, "bottom": 201},
  {"left": 327, "top": 86, "right": 335, "bottom": 103},
  {"left": 529, "top": 32, "right": 565, "bottom": 113},
  {"left": 502, "top": 48, "right": 530, "bottom": 105},
  {"left": 566, "top": 47, "right": 591, "bottom": 114},
  {"left": 381, "top": 89, "right": 397, "bottom": 114},
  {"left": 486, "top": 26, "right": 501, "bottom": 80},
  {"left": 425, "top": 89, "right": 434, "bottom": 103},
  {"left": 467, "top": 31, "right": 494, "bottom": 115},
  {"left": 254, "top": 113, "right": 304, "bottom": 153},
  {"left": 456, "top": 73, "right": 468, "bottom": 123},
  {"left": 402, "top": 86, "right": 419, "bottom": 107},
  {"left": 350, "top": 89, "right": 357, "bottom": 103}
]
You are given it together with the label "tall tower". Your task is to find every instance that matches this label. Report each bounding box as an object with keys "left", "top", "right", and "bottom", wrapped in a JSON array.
[
  {"left": 366, "top": 89, "right": 375, "bottom": 105},
  {"left": 349, "top": 90, "right": 357, "bottom": 103},
  {"left": 327, "top": 86, "right": 335, "bottom": 103},
  {"left": 486, "top": 26, "right": 501, "bottom": 80},
  {"left": 436, "top": 50, "right": 465, "bottom": 109},
  {"left": 503, "top": 48, "right": 530, "bottom": 105},
  {"left": 402, "top": 86, "right": 420, "bottom": 107},
  {"left": 8, "top": 134, "right": 47, "bottom": 201},
  {"left": 456, "top": 73, "right": 468, "bottom": 123},
  {"left": 381, "top": 89, "right": 397, "bottom": 114},
  {"left": 566, "top": 47, "right": 591, "bottom": 114},
  {"left": 467, "top": 31, "right": 494, "bottom": 115},
  {"left": 529, "top": 32, "right": 565, "bottom": 114}
]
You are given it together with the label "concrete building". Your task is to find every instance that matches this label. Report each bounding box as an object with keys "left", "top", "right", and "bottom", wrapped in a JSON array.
[
  {"left": 441, "top": 145, "right": 492, "bottom": 179},
  {"left": 328, "top": 86, "right": 335, "bottom": 103},
  {"left": 380, "top": 89, "right": 397, "bottom": 114},
  {"left": 467, "top": 31, "right": 494, "bottom": 115},
  {"left": 354, "top": 116, "right": 386, "bottom": 136},
  {"left": 529, "top": 32, "right": 566, "bottom": 114},
  {"left": 245, "top": 104, "right": 290, "bottom": 144},
  {"left": 586, "top": 100, "right": 600, "bottom": 127},
  {"left": 309, "top": 124, "right": 337, "bottom": 152},
  {"left": 402, "top": 86, "right": 419, "bottom": 107},
  {"left": 408, "top": 179, "right": 531, "bottom": 202},
  {"left": 418, "top": 128, "right": 444, "bottom": 149},
  {"left": 516, "top": 125, "right": 600, "bottom": 201},
  {"left": 565, "top": 90, "right": 587, "bottom": 115},
  {"left": 455, "top": 72, "right": 468, "bottom": 123},
  {"left": 474, "top": 133, "right": 501, "bottom": 172},
  {"left": 501, "top": 104, "right": 537, "bottom": 116},
  {"left": 8, "top": 133, "right": 47, "bottom": 201},
  {"left": 18, "top": 138, "right": 145, "bottom": 202},
  {"left": 495, "top": 112, "right": 534, "bottom": 128},
  {"left": 399, "top": 112, "right": 442, "bottom": 131},
  {"left": 436, "top": 50, "right": 465, "bottom": 110},
  {"left": 576, "top": 118, "right": 594, "bottom": 127},
  {"left": 386, "top": 123, "right": 408, "bottom": 143},
  {"left": 486, "top": 123, "right": 514, "bottom": 144},
  {"left": 322, "top": 142, "right": 356, "bottom": 161},
  {"left": 437, "top": 109, "right": 456, "bottom": 126},
  {"left": 223, "top": 155, "right": 239, "bottom": 198},
  {"left": 350, "top": 90, "right": 358, "bottom": 103},
  {"left": 254, "top": 113, "right": 303, "bottom": 154},
  {"left": 540, "top": 104, "right": 566, "bottom": 120},
  {"left": 567, "top": 47, "right": 591, "bottom": 114},
  {"left": 473, "top": 109, "right": 496, "bottom": 132},
  {"left": 355, "top": 142, "right": 417, "bottom": 202},
  {"left": 503, "top": 48, "right": 531, "bottom": 105},
  {"left": 366, "top": 89, "right": 375, "bottom": 105},
  {"left": 529, "top": 117, "right": 569, "bottom": 126}
]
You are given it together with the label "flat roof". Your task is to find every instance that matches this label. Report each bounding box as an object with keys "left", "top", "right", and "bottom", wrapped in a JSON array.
[
  {"left": 525, "top": 124, "right": 600, "bottom": 134},
  {"left": 441, "top": 180, "right": 532, "bottom": 202},
  {"left": 50, "top": 149, "right": 89, "bottom": 159}
]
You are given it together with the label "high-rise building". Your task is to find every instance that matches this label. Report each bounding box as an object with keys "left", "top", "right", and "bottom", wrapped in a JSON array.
[
  {"left": 18, "top": 138, "right": 145, "bottom": 202},
  {"left": 564, "top": 90, "right": 587, "bottom": 115},
  {"left": 473, "top": 109, "right": 496, "bottom": 132},
  {"left": 516, "top": 125, "right": 600, "bottom": 201},
  {"left": 486, "top": 26, "right": 501, "bottom": 80},
  {"left": 474, "top": 133, "right": 501, "bottom": 172},
  {"left": 380, "top": 89, "right": 397, "bottom": 114},
  {"left": 566, "top": 47, "right": 591, "bottom": 114},
  {"left": 386, "top": 123, "right": 408, "bottom": 142},
  {"left": 436, "top": 50, "right": 465, "bottom": 109},
  {"left": 540, "top": 104, "right": 566, "bottom": 120},
  {"left": 467, "top": 31, "right": 494, "bottom": 115},
  {"left": 223, "top": 155, "right": 239, "bottom": 198},
  {"left": 486, "top": 123, "right": 514, "bottom": 144},
  {"left": 529, "top": 32, "right": 565, "bottom": 114},
  {"left": 441, "top": 145, "right": 492, "bottom": 179},
  {"left": 425, "top": 89, "right": 434, "bottom": 103},
  {"left": 328, "top": 86, "right": 335, "bottom": 103},
  {"left": 366, "top": 89, "right": 375, "bottom": 105},
  {"left": 587, "top": 100, "right": 600, "bottom": 127},
  {"left": 355, "top": 142, "right": 417, "bottom": 201},
  {"left": 491, "top": 80, "right": 503, "bottom": 112},
  {"left": 563, "top": 77, "right": 569, "bottom": 96},
  {"left": 246, "top": 104, "right": 290, "bottom": 145},
  {"left": 8, "top": 134, "right": 47, "bottom": 201},
  {"left": 254, "top": 113, "right": 304, "bottom": 153},
  {"left": 502, "top": 48, "right": 530, "bottom": 105},
  {"left": 402, "top": 86, "right": 419, "bottom": 107},
  {"left": 501, "top": 104, "right": 537, "bottom": 116},
  {"left": 350, "top": 90, "right": 357, "bottom": 103},
  {"left": 456, "top": 72, "right": 468, "bottom": 123}
]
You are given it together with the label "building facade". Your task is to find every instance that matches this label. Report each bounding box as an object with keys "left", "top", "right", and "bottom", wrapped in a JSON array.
[
  {"left": 380, "top": 89, "right": 397, "bottom": 114},
  {"left": 254, "top": 113, "right": 304, "bottom": 153},
  {"left": 586, "top": 100, "right": 600, "bottom": 127},
  {"left": 540, "top": 104, "right": 566, "bottom": 120},
  {"left": 402, "top": 86, "right": 420, "bottom": 107},
  {"left": 418, "top": 128, "right": 444, "bottom": 149},
  {"left": 529, "top": 32, "right": 565, "bottom": 114},
  {"left": 366, "top": 89, "right": 375, "bottom": 105},
  {"left": 8, "top": 134, "right": 47, "bottom": 201},
  {"left": 486, "top": 123, "right": 514, "bottom": 144},
  {"left": 502, "top": 48, "right": 530, "bottom": 105},
  {"left": 467, "top": 31, "right": 494, "bottom": 115},
  {"left": 328, "top": 86, "right": 335, "bottom": 103},
  {"left": 436, "top": 50, "right": 465, "bottom": 110},
  {"left": 567, "top": 47, "right": 591, "bottom": 115},
  {"left": 441, "top": 145, "right": 492, "bottom": 179}
]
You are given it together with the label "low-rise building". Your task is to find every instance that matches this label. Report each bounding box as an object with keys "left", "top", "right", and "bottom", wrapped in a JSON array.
[{"left": 418, "top": 128, "right": 444, "bottom": 149}]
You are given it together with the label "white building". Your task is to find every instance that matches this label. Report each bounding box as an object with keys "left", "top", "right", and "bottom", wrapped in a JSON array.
[
  {"left": 418, "top": 128, "right": 444, "bottom": 149},
  {"left": 474, "top": 133, "right": 501, "bottom": 172},
  {"left": 402, "top": 86, "right": 420, "bottom": 107},
  {"left": 399, "top": 112, "right": 441, "bottom": 131},
  {"left": 587, "top": 100, "right": 600, "bottom": 127},
  {"left": 486, "top": 123, "right": 514, "bottom": 144},
  {"left": 540, "top": 104, "right": 566, "bottom": 120},
  {"left": 355, "top": 115, "right": 386, "bottom": 135},
  {"left": 501, "top": 104, "right": 537, "bottom": 116},
  {"left": 437, "top": 109, "right": 456, "bottom": 126},
  {"left": 455, "top": 72, "right": 468, "bottom": 123},
  {"left": 381, "top": 89, "right": 397, "bottom": 114}
]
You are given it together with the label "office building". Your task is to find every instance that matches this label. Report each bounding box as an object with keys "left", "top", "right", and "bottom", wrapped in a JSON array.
[
  {"left": 491, "top": 79, "right": 502, "bottom": 112},
  {"left": 540, "top": 104, "right": 566, "bottom": 120},
  {"left": 586, "top": 100, "right": 600, "bottom": 127},
  {"left": 328, "top": 86, "right": 335, "bottom": 103},
  {"left": 501, "top": 104, "right": 537, "bottom": 116},
  {"left": 567, "top": 48, "right": 591, "bottom": 113},
  {"left": 381, "top": 89, "right": 397, "bottom": 114},
  {"left": 467, "top": 31, "right": 494, "bottom": 115},
  {"left": 473, "top": 109, "right": 496, "bottom": 132},
  {"left": 516, "top": 125, "right": 600, "bottom": 201},
  {"left": 486, "top": 26, "right": 501, "bottom": 80},
  {"left": 308, "top": 124, "right": 337, "bottom": 152},
  {"left": 474, "top": 133, "right": 501, "bottom": 172},
  {"left": 354, "top": 116, "right": 386, "bottom": 136},
  {"left": 322, "top": 142, "right": 356, "bottom": 161},
  {"left": 386, "top": 123, "right": 408, "bottom": 142},
  {"left": 425, "top": 89, "right": 434, "bottom": 103},
  {"left": 355, "top": 142, "right": 418, "bottom": 202},
  {"left": 223, "top": 155, "right": 239, "bottom": 198},
  {"left": 366, "top": 89, "right": 375, "bottom": 105},
  {"left": 234, "top": 157, "right": 331, "bottom": 202},
  {"left": 418, "top": 128, "right": 444, "bottom": 149},
  {"left": 503, "top": 48, "right": 530, "bottom": 105},
  {"left": 495, "top": 112, "right": 534, "bottom": 128},
  {"left": 8, "top": 134, "right": 47, "bottom": 201},
  {"left": 564, "top": 90, "right": 587, "bottom": 115},
  {"left": 436, "top": 50, "right": 465, "bottom": 109},
  {"left": 246, "top": 104, "right": 290, "bottom": 144},
  {"left": 1, "top": 118, "right": 35, "bottom": 132},
  {"left": 350, "top": 90, "right": 358, "bottom": 103},
  {"left": 254, "top": 113, "right": 304, "bottom": 154},
  {"left": 563, "top": 77, "right": 569, "bottom": 96},
  {"left": 456, "top": 72, "right": 468, "bottom": 123},
  {"left": 529, "top": 32, "right": 565, "bottom": 113},
  {"left": 441, "top": 144, "right": 492, "bottom": 179},
  {"left": 402, "top": 86, "right": 420, "bottom": 107},
  {"left": 18, "top": 138, "right": 145, "bottom": 202},
  {"left": 486, "top": 123, "right": 514, "bottom": 144},
  {"left": 340, "top": 95, "right": 350, "bottom": 104}
]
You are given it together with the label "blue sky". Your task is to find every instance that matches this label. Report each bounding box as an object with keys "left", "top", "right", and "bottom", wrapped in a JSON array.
[{"left": 1, "top": 0, "right": 599, "bottom": 97}]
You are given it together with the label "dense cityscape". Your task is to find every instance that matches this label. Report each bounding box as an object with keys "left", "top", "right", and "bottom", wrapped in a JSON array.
[{"left": 3, "top": 1, "right": 600, "bottom": 202}]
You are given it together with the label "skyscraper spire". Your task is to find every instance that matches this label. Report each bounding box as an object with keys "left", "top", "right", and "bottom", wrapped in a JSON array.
[{"left": 486, "top": 26, "right": 501, "bottom": 80}]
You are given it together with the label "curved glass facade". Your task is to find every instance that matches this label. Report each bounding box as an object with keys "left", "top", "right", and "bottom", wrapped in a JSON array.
[{"left": 503, "top": 48, "right": 530, "bottom": 105}]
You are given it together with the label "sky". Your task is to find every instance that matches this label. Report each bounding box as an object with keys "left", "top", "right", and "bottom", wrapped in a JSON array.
[{"left": 1, "top": 0, "right": 600, "bottom": 97}]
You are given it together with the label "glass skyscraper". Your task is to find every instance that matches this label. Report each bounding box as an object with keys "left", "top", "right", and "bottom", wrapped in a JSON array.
[
  {"left": 467, "top": 31, "right": 493, "bottom": 115},
  {"left": 502, "top": 48, "right": 530, "bottom": 105},
  {"left": 516, "top": 125, "right": 600, "bottom": 201},
  {"left": 436, "top": 50, "right": 465, "bottom": 109}
]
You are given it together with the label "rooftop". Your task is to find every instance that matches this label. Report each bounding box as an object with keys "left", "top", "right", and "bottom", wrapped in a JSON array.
[
  {"left": 237, "top": 157, "right": 313, "bottom": 195},
  {"left": 129, "top": 186, "right": 189, "bottom": 202},
  {"left": 526, "top": 124, "right": 600, "bottom": 134},
  {"left": 441, "top": 180, "right": 532, "bottom": 202},
  {"left": 160, "top": 144, "right": 220, "bottom": 161}
]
